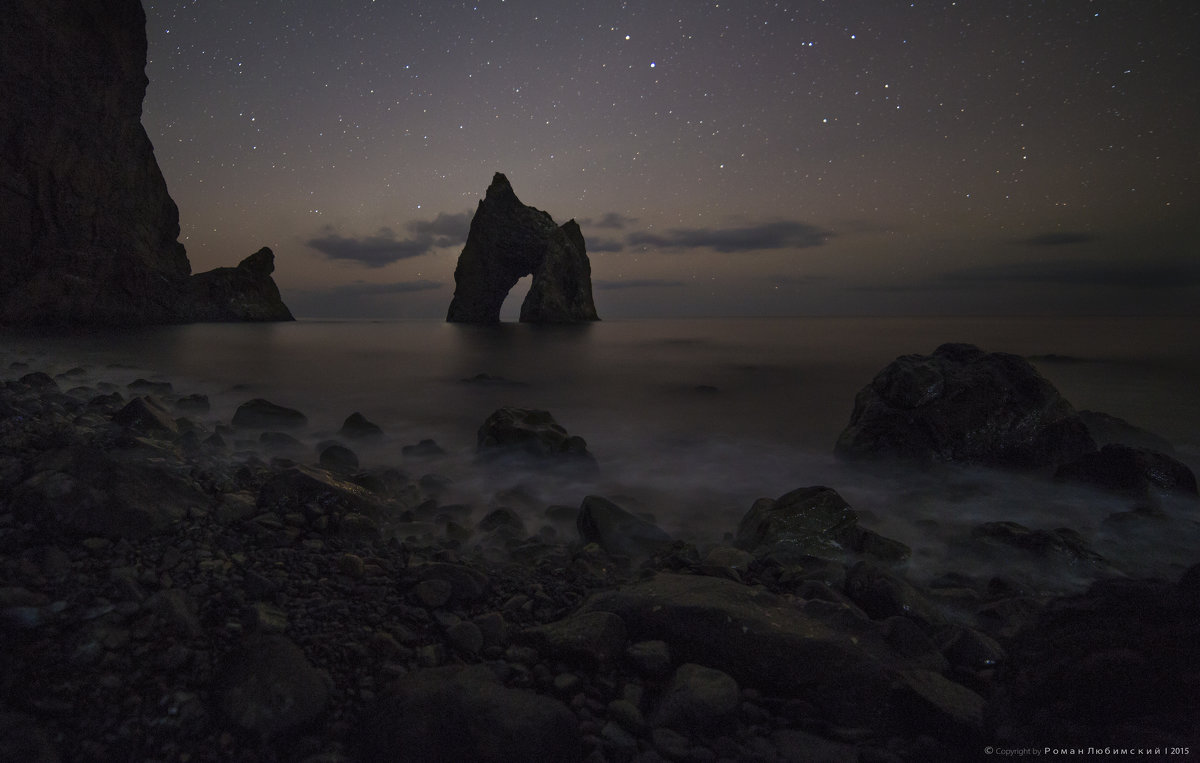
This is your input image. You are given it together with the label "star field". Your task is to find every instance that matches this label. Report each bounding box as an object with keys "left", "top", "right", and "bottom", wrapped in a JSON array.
[{"left": 141, "top": 1, "right": 1200, "bottom": 318}]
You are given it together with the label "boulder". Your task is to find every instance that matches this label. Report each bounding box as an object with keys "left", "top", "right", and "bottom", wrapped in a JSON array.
[
  {"left": 650, "top": 663, "right": 740, "bottom": 732},
  {"left": 576, "top": 495, "right": 673, "bottom": 557},
  {"left": 183, "top": 247, "right": 294, "bottom": 322},
  {"left": 835, "top": 343, "right": 1095, "bottom": 469},
  {"left": 112, "top": 396, "right": 178, "bottom": 437},
  {"left": 358, "top": 664, "right": 581, "bottom": 763},
  {"left": 989, "top": 567, "right": 1200, "bottom": 746},
  {"left": 446, "top": 173, "right": 599, "bottom": 324},
  {"left": 580, "top": 572, "right": 932, "bottom": 728},
  {"left": 476, "top": 407, "right": 595, "bottom": 465},
  {"left": 214, "top": 635, "right": 332, "bottom": 740},
  {"left": 735, "top": 486, "right": 910, "bottom": 563},
  {"left": 1055, "top": 443, "right": 1198, "bottom": 500},
  {"left": 339, "top": 412, "right": 383, "bottom": 439},
  {"left": 515, "top": 611, "right": 628, "bottom": 667},
  {"left": 232, "top": 399, "right": 308, "bottom": 429},
  {"left": 256, "top": 465, "right": 384, "bottom": 527},
  {"left": 1079, "top": 410, "right": 1176, "bottom": 454}
]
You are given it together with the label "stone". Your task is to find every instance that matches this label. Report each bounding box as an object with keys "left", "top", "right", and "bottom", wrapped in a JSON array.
[
  {"left": 112, "top": 396, "right": 178, "bottom": 437},
  {"left": 358, "top": 665, "right": 581, "bottom": 763},
  {"left": 626, "top": 640, "right": 673, "bottom": 678},
  {"left": 232, "top": 398, "right": 308, "bottom": 429},
  {"left": 11, "top": 444, "right": 204, "bottom": 538},
  {"left": 1055, "top": 443, "right": 1198, "bottom": 499},
  {"left": 339, "top": 412, "right": 384, "bottom": 439},
  {"left": 650, "top": 663, "right": 740, "bottom": 731},
  {"left": 735, "top": 486, "right": 910, "bottom": 563},
  {"left": 516, "top": 611, "right": 628, "bottom": 667},
  {"left": 990, "top": 570, "right": 1200, "bottom": 747},
  {"left": 835, "top": 343, "right": 1096, "bottom": 469},
  {"left": 214, "top": 635, "right": 332, "bottom": 740},
  {"left": 446, "top": 173, "right": 599, "bottom": 324},
  {"left": 970, "top": 521, "right": 1110, "bottom": 568},
  {"left": 477, "top": 407, "right": 595, "bottom": 465},
  {"left": 183, "top": 247, "right": 294, "bottom": 322},
  {"left": 319, "top": 444, "right": 359, "bottom": 472},
  {"left": 1079, "top": 410, "right": 1177, "bottom": 454},
  {"left": 256, "top": 465, "right": 384, "bottom": 528},
  {"left": 844, "top": 562, "right": 946, "bottom": 630},
  {"left": 576, "top": 495, "right": 674, "bottom": 557},
  {"left": 580, "top": 573, "right": 922, "bottom": 728}
]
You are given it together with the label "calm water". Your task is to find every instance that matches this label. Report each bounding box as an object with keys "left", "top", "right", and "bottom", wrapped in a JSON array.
[{"left": 4, "top": 316, "right": 1199, "bottom": 590}]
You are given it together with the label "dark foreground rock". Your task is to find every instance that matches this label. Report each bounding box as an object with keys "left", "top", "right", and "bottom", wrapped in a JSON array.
[
  {"left": 1055, "top": 443, "right": 1198, "bottom": 501},
  {"left": 446, "top": 173, "right": 599, "bottom": 324},
  {"left": 836, "top": 343, "right": 1096, "bottom": 469},
  {"left": 477, "top": 406, "right": 596, "bottom": 467},
  {"left": 1, "top": 365, "right": 1196, "bottom": 761}
]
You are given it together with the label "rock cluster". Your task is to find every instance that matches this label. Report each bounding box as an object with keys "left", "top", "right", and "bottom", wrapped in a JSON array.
[
  {"left": 1, "top": 360, "right": 1197, "bottom": 761},
  {"left": 446, "top": 174, "right": 599, "bottom": 324},
  {"left": 0, "top": 0, "right": 292, "bottom": 325}
]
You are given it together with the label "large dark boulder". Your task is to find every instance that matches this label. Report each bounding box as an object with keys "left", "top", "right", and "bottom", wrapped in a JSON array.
[
  {"left": 989, "top": 566, "right": 1200, "bottom": 747},
  {"left": 0, "top": 0, "right": 292, "bottom": 325},
  {"left": 835, "top": 343, "right": 1096, "bottom": 469},
  {"left": 446, "top": 173, "right": 599, "bottom": 324},
  {"left": 1055, "top": 443, "right": 1198, "bottom": 500},
  {"left": 476, "top": 406, "right": 596, "bottom": 466},
  {"left": 183, "top": 247, "right": 294, "bottom": 322}
]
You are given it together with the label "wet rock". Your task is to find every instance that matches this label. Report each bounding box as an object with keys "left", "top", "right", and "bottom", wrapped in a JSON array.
[
  {"left": 411, "top": 562, "right": 489, "bottom": 603},
  {"left": 358, "top": 664, "right": 581, "bottom": 763},
  {"left": 256, "top": 465, "right": 385, "bottom": 535},
  {"left": 402, "top": 439, "right": 447, "bottom": 458},
  {"left": 476, "top": 407, "right": 595, "bottom": 465},
  {"left": 174, "top": 393, "right": 210, "bottom": 413},
  {"left": 319, "top": 444, "right": 359, "bottom": 472},
  {"left": 0, "top": 712, "right": 61, "bottom": 763},
  {"left": 836, "top": 343, "right": 1095, "bottom": 469},
  {"left": 626, "top": 640, "right": 673, "bottom": 678},
  {"left": 1079, "top": 409, "right": 1176, "bottom": 454},
  {"left": 892, "top": 669, "right": 985, "bottom": 743},
  {"left": 650, "top": 663, "right": 740, "bottom": 732},
  {"left": 19, "top": 372, "right": 58, "bottom": 390},
  {"left": 1055, "top": 443, "right": 1198, "bottom": 500},
  {"left": 576, "top": 495, "right": 673, "bottom": 558},
  {"left": 112, "top": 396, "right": 178, "bottom": 437},
  {"left": 214, "top": 635, "right": 332, "bottom": 740},
  {"left": 232, "top": 399, "right": 308, "bottom": 429},
  {"left": 127, "top": 378, "right": 173, "bottom": 395},
  {"left": 580, "top": 573, "right": 921, "bottom": 728},
  {"left": 735, "top": 486, "right": 911, "bottom": 564},
  {"left": 844, "top": 562, "right": 946, "bottom": 630},
  {"left": 516, "top": 611, "right": 628, "bottom": 667},
  {"left": 971, "top": 521, "right": 1110, "bottom": 567},
  {"left": 339, "top": 412, "right": 383, "bottom": 440},
  {"left": 12, "top": 445, "right": 203, "bottom": 538},
  {"left": 990, "top": 568, "right": 1200, "bottom": 746}
]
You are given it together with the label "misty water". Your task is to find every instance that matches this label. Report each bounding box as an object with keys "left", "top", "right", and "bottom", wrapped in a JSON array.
[{"left": 4, "top": 316, "right": 1198, "bottom": 594}]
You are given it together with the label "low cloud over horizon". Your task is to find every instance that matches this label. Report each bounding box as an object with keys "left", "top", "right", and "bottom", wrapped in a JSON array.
[
  {"left": 627, "top": 220, "right": 830, "bottom": 253},
  {"left": 306, "top": 211, "right": 471, "bottom": 268}
]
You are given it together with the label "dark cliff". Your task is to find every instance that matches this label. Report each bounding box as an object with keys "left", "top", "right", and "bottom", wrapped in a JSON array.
[
  {"left": 446, "top": 173, "right": 599, "bottom": 324},
  {"left": 0, "top": 0, "right": 291, "bottom": 325}
]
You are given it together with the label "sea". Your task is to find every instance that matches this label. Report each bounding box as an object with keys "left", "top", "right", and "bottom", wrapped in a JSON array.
[{"left": 3, "top": 316, "right": 1198, "bottom": 593}]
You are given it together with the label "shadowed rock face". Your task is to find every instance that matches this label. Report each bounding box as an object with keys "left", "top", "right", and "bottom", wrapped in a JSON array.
[
  {"left": 0, "top": 0, "right": 292, "bottom": 325},
  {"left": 446, "top": 173, "right": 599, "bottom": 324},
  {"left": 0, "top": 0, "right": 190, "bottom": 325}
]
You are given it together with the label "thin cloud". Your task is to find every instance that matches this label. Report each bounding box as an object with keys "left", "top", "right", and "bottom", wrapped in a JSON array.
[
  {"left": 1022, "top": 232, "right": 1096, "bottom": 247},
  {"left": 589, "top": 238, "right": 626, "bottom": 253},
  {"left": 293, "top": 279, "right": 444, "bottom": 297},
  {"left": 943, "top": 257, "right": 1200, "bottom": 288},
  {"left": 306, "top": 211, "right": 472, "bottom": 267},
  {"left": 593, "top": 278, "right": 687, "bottom": 290},
  {"left": 581, "top": 212, "right": 639, "bottom": 229},
  {"left": 627, "top": 220, "right": 830, "bottom": 253}
]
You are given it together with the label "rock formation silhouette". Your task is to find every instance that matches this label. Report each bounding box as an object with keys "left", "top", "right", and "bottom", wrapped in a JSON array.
[
  {"left": 446, "top": 173, "right": 599, "bottom": 324},
  {"left": 0, "top": 0, "right": 291, "bottom": 325}
]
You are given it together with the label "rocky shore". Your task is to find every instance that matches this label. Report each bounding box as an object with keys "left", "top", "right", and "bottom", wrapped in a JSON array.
[{"left": 1, "top": 350, "right": 1198, "bottom": 762}]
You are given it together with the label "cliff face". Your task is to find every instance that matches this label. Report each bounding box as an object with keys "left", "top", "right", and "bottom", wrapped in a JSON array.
[
  {"left": 446, "top": 173, "right": 599, "bottom": 324},
  {"left": 0, "top": 0, "right": 291, "bottom": 325}
]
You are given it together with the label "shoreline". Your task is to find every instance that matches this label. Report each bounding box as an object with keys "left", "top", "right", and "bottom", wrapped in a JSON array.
[{"left": 1, "top": 359, "right": 1198, "bottom": 760}]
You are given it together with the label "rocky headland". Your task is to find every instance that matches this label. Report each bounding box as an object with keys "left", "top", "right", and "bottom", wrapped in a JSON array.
[
  {"left": 447, "top": 174, "right": 600, "bottom": 324},
  {"left": 1, "top": 345, "right": 1197, "bottom": 761},
  {"left": 0, "top": 0, "right": 291, "bottom": 326}
]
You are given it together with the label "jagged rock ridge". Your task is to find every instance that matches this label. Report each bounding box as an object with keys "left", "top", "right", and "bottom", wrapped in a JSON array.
[
  {"left": 0, "top": 0, "right": 291, "bottom": 325},
  {"left": 446, "top": 173, "right": 599, "bottom": 324}
]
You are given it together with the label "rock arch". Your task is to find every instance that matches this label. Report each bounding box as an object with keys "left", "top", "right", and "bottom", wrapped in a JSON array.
[{"left": 446, "top": 173, "right": 599, "bottom": 324}]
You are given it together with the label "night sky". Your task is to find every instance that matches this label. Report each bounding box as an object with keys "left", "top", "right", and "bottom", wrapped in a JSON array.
[{"left": 140, "top": 1, "right": 1200, "bottom": 319}]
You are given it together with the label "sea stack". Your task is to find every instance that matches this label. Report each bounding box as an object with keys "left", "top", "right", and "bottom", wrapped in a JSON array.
[
  {"left": 0, "top": 0, "right": 291, "bottom": 325},
  {"left": 446, "top": 173, "right": 599, "bottom": 324}
]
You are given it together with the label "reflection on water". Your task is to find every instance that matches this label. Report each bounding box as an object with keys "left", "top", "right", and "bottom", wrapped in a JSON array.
[{"left": 3, "top": 316, "right": 1198, "bottom": 592}]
